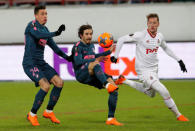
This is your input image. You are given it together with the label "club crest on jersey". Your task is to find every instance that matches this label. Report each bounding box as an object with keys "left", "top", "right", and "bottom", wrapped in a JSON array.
[
  {"left": 146, "top": 40, "right": 149, "bottom": 43},
  {"left": 150, "top": 76, "right": 153, "bottom": 80},
  {"left": 146, "top": 47, "right": 159, "bottom": 54}
]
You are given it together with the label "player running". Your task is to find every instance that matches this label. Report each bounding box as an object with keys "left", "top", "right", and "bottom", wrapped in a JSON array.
[
  {"left": 111, "top": 13, "right": 189, "bottom": 121},
  {"left": 22, "top": 5, "right": 71, "bottom": 126},
  {"left": 70, "top": 24, "right": 123, "bottom": 126}
]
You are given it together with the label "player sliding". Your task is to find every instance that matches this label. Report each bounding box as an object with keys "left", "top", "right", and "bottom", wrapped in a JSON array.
[
  {"left": 22, "top": 5, "right": 71, "bottom": 126},
  {"left": 70, "top": 24, "right": 123, "bottom": 126},
  {"left": 111, "top": 13, "right": 189, "bottom": 121}
]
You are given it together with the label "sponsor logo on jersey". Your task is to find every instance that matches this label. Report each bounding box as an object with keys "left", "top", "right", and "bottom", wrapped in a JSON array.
[
  {"left": 146, "top": 47, "right": 159, "bottom": 54},
  {"left": 84, "top": 55, "right": 95, "bottom": 59}
]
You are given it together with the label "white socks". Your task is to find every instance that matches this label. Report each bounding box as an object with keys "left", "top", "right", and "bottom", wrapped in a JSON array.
[
  {"left": 46, "top": 109, "right": 53, "bottom": 113},
  {"left": 30, "top": 112, "right": 36, "bottom": 116},
  {"left": 30, "top": 110, "right": 53, "bottom": 117},
  {"left": 164, "top": 97, "right": 181, "bottom": 118},
  {"left": 107, "top": 117, "right": 113, "bottom": 121},
  {"left": 105, "top": 83, "right": 110, "bottom": 89}
]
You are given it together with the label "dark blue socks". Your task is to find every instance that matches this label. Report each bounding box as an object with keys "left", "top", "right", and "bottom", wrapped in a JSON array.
[
  {"left": 47, "top": 86, "right": 62, "bottom": 110},
  {"left": 93, "top": 64, "right": 107, "bottom": 85},
  {"left": 31, "top": 89, "right": 47, "bottom": 114},
  {"left": 108, "top": 90, "right": 118, "bottom": 118}
]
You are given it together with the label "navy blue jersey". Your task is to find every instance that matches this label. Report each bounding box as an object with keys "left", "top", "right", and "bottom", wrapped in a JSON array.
[
  {"left": 71, "top": 41, "right": 111, "bottom": 78},
  {"left": 23, "top": 20, "right": 68, "bottom": 66}
]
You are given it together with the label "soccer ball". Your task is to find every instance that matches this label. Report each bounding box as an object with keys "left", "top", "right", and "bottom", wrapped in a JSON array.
[{"left": 98, "top": 32, "right": 113, "bottom": 48}]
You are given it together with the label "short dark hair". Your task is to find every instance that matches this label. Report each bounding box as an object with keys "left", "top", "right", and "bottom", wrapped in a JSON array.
[
  {"left": 78, "top": 24, "right": 93, "bottom": 39},
  {"left": 34, "top": 5, "right": 46, "bottom": 15},
  {"left": 147, "top": 13, "right": 159, "bottom": 22}
]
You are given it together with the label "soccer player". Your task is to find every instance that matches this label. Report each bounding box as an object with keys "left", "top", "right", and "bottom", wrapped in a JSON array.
[
  {"left": 111, "top": 13, "right": 189, "bottom": 121},
  {"left": 22, "top": 5, "right": 71, "bottom": 126},
  {"left": 70, "top": 24, "right": 123, "bottom": 126}
]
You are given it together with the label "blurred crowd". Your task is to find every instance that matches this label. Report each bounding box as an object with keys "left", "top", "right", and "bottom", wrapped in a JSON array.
[{"left": 0, "top": 0, "right": 194, "bottom": 7}]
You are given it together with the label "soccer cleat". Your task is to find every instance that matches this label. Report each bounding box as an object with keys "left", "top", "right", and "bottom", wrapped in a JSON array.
[
  {"left": 177, "top": 115, "right": 189, "bottom": 121},
  {"left": 27, "top": 112, "right": 40, "bottom": 126},
  {"left": 106, "top": 83, "right": 118, "bottom": 93},
  {"left": 115, "top": 75, "right": 126, "bottom": 85},
  {"left": 43, "top": 110, "right": 60, "bottom": 124},
  {"left": 106, "top": 118, "right": 123, "bottom": 126}
]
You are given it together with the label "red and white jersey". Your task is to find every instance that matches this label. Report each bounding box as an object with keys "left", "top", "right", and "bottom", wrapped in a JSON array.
[{"left": 114, "top": 29, "right": 180, "bottom": 75}]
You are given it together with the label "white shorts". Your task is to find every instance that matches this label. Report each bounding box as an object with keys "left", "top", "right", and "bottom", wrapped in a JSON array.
[{"left": 138, "top": 71, "right": 159, "bottom": 90}]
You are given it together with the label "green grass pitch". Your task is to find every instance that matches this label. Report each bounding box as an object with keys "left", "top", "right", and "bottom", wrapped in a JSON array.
[{"left": 0, "top": 80, "right": 194, "bottom": 131}]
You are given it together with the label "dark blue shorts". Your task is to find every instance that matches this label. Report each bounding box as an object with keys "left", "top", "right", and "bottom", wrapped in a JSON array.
[
  {"left": 23, "top": 63, "right": 58, "bottom": 87},
  {"left": 76, "top": 63, "right": 112, "bottom": 89}
]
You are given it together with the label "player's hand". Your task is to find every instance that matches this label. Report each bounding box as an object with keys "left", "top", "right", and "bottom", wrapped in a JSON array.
[
  {"left": 66, "top": 54, "right": 73, "bottom": 62},
  {"left": 95, "top": 56, "right": 108, "bottom": 63},
  {"left": 55, "top": 24, "right": 65, "bottom": 36},
  {"left": 178, "top": 60, "right": 187, "bottom": 73},
  {"left": 110, "top": 56, "right": 118, "bottom": 63},
  {"left": 109, "top": 44, "right": 116, "bottom": 52}
]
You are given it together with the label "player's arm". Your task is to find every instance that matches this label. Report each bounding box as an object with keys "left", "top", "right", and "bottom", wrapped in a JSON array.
[
  {"left": 160, "top": 37, "right": 187, "bottom": 72},
  {"left": 73, "top": 46, "right": 96, "bottom": 66},
  {"left": 95, "top": 50, "right": 111, "bottom": 58},
  {"left": 95, "top": 44, "right": 116, "bottom": 58},
  {"left": 29, "top": 24, "right": 65, "bottom": 39},
  {"left": 110, "top": 34, "right": 135, "bottom": 63},
  {"left": 47, "top": 37, "right": 70, "bottom": 61}
]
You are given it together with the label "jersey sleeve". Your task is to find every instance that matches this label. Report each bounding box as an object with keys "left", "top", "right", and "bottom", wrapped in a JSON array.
[
  {"left": 114, "top": 31, "right": 143, "bottom": 58},
  {"left": 73, "top": 46, "right": 96, "bottom": 66},
  {"left": 160, "top": 33, "right": 180, "bottom": 61},
  {"left": 95, "top": 50, "right": 111, "bottom": 58},
  {"left": 47, "top": 38, "right": 69, "bottom": 60},
  {"left": 28, "top": 24, "right": 56, "bottom": 39}
]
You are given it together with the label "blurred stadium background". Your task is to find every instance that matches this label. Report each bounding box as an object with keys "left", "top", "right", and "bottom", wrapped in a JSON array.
[{"left": 0, "top": 0, "right": 194, "bottom": 130}]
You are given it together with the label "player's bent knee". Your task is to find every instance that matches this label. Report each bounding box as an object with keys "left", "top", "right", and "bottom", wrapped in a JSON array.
[
  {"left": 51, "top": 75, "right": 64, "bottom": 87},
  {"left": 39, "top": 78, "right": 50, "bottom": 92},
  {"left": 88, "top": 62, "right": 99, "bottom": 75},
  {"left": 40, "top": 83, "right": 50, "bottom": 92},
  {"left": 152, "top": 81, "right": 170, "bottom": 99},
  {"left": 88, "top": 62, "right": 99, "bottom": 70},
  {"left": 55, "top": 78, "right": 64, "bottom": 87},
  {"left": 56, "top": 80, "right": 64, "bottom": 88}
]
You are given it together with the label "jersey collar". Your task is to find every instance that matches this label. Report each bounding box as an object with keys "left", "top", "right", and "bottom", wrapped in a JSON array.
[
  {"left": 80, "top": 40, "right": 91, "bottom": 47},
  {"left": 35, "top": 20, "right": 45, "bottom": 29},
  {"left": 147, "top": 29, "right": 157, "bottom": 38}
]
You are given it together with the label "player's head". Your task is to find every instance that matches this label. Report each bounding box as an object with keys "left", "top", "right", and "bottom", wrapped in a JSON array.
[
  {"left": 147, "top": 13, "right": 159, "bottom": 34},
  {"left": 34, "top": 5, "right": 47, "bottom": 25},
  {"left": 78, "top": 24, "right": 93, "bottom": 44}
]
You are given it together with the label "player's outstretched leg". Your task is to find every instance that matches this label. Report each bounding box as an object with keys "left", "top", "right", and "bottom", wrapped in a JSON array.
[
  {"left": 27, "top": 88, "right": 47, "bottom": 126},
  {"left": 43, "top": 76, "right": 63, "bottom": 124},
  {"left": 106, "top": 90, "right": 123, "bottom": 126},
  {"left": 93, "top": 64, "right": 118, "bottom": 93},
  {"left": 151, "top": 81, "right": 189, "bottom": 121},
  {"left": 115, "top": 75, "right": 155, "bottom": 97}
]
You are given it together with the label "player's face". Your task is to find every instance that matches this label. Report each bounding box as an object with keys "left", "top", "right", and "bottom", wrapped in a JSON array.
[
  {"left": 35, "top": 9, "right": 47, "bottom": 25},
  {"left": 147, "top": 17, "right": 159, "bottom": 34},
  {"left": 81, "top": 29, "right": 93, "bottom": 44}
]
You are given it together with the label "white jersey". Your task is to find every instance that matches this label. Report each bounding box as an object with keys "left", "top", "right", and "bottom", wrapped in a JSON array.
[{"left": 114, "top": 29, "right": 180, "bottom": 75}]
